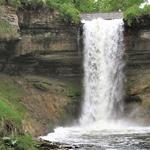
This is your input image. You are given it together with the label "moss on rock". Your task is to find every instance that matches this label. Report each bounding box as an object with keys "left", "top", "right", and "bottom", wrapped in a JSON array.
[{"left": 0, "top": 20, "right": 19, "bottom": 41}]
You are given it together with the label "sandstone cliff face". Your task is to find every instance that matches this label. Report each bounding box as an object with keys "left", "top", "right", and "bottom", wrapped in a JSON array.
[
  {"left": 0, "top": 6, "right": 20, "bottom": 73},
  {"left": 124, "top": 18, "right": 150, "bottom": 124},
  {"left": 0, "top": 6, "right": 82, "bottom": 136},
  {"left": 0, "top": 7, "right": 82, "bottom": 77}
]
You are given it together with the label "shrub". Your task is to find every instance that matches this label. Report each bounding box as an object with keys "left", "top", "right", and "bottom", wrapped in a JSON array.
[
  {"left": 142, "top": 5, "right": 150, "bottom": 14},
  {"left": 0, "top": 100, "right": 21, "bottom": 124},
  {"left": 27, "top": 0, "right": 45, "bottom": 8},
  {"left": 121, "top": 0, "right": 143, "bottom": 10},
  {"left": 59, "top": 3, "right": 80, "bottom": 24},
  {"left": 0, "top": 0, "right": 5, "bottom": 5},
  {"left": 45, "top": 0, "right": 59, "bottom": 10},
  {"left": 0, "top": 77, "right": 25, "bottom": 136},
  {"left": 0, "top": 135, "right": 38, "bottom": 150},
  {"left": 124, "top": 5, "right": 142, "bottom": 25},
  {"left": 14, "top": 135, "right": 38, "bottom": 150},
  {"left": 0, "top": 0, "right": 150, "bottom": 26},
  {"left": 0, "top": 0, "right": 21, "bottom": 7},
  {"left": 20, "top": 0, "right": 45, "bottom": 8},
  {"left": 10, "top": 0, "right": 21, "bottom": 7},
  {"left": 94, "top": 0, "right": 144, "bottom": 12},
  {"left": 124, "top": 5, "right": 150, "bottom": 25},
  {"left": 0, "top": 99, "right": 22, "bottom": 136},
  {"left": 73, "top": 0, "right": 96, "bottom": 12}
]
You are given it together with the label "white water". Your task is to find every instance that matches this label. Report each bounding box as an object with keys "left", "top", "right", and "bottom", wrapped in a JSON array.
[
  {"left": 41, "top": 18, "right": 150, "bottom": 149},
  {"left": 140, "top": 0, "right": 150, "bottom": 8},
  {"left": 80, "top": 18, "right": 125, "bottom": 125}
]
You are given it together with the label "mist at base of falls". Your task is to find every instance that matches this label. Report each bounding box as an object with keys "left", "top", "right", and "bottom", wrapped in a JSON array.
[
  {"left": 41, "top": 122, "right": 150, "bottom": 149},
  {"left": 40, "top": 18, "right": 150, "bottom": 149}
]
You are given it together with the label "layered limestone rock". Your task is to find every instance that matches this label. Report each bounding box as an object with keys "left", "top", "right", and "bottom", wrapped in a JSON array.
[
  {"left": 0, "top": 6, "right": 82, "bottom": 136},
  {"left": 0, "top": 6, "right": 20, "bottom": 72},
  {"left": 124, "top": 19, "right": 150, "bottom": 124},
  {"left": 0, "top": 6, "right": 82, "bottom": 77},
  {"left": 0, "top": 6, "right": 19, "bottom": 31}
]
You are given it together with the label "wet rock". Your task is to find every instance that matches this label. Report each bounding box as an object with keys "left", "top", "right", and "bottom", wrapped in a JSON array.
[
  {"left": 125, "top": 17, "right": 150, "bottom": 124},
  {"left": 124, "top": 15, "right": 150, "bottom": 29},
  {"left": 40, "top": 142, "right": 60, "bottom": 149},
  {"left": 125, "top": 95, "right": 142, "bottom": 104},
  {"left": 0, "top": 6, "right": 19, "bottom": 29},
  {"left": 39, "top": 140, "right": 81, "bottom": 150}
]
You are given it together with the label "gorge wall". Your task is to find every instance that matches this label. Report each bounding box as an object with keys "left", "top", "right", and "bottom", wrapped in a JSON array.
[
  {"left": 124, "top": 17, "right": 150, "bottom": 124},
  {"left": 0, "top": 6, "right": 82, "bottom": 77},
  {"left": 0, "top": 6, "right": 82, "bottom": 136}
]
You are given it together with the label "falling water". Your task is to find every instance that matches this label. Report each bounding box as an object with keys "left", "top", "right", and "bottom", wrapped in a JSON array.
[{"left": 80, "top": 18, "right": 125, "bottom": 125}]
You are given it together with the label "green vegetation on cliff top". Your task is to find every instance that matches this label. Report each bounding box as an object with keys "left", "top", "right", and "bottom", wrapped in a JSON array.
[
  {"left": 0, "top": 134, "right": 38, "bottom": 150},
  {"left": 0, "top": 0, "right": 150, "bottom": 25},
  {"left": 124, "top": 4, "right": 150, "bottom": 25}
]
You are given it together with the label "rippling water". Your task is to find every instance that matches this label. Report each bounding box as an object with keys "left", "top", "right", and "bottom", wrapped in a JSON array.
[{"left": 41, "top": 123, "right": 150, "bottom": 150}]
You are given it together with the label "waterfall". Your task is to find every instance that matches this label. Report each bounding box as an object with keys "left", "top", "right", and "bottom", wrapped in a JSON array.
[
  {"left": 41, "top": 18, "right": 150, "bottom": 147},
  {"left": 80, "top": 18, "right": 125, "bottom": 125}
]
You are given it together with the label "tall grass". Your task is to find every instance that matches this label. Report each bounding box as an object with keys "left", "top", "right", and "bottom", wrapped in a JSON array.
[{"left": 0, "top": 76, "right": 38, "bottom": 149}]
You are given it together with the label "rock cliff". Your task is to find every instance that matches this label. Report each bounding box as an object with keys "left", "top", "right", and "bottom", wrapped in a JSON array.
[
  {"left": 124, "top": 16, "right": 150, "bottom": 124},
  {"left": 0, "top": 6, "right": 82, "bottom": 136},
  {"left": 0, "top": 6, "right": 82, "bottom": 77}
]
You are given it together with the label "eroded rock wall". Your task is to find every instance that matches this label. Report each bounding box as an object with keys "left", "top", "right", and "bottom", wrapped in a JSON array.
[
  {"left": 0, "top": 6, "right": 82, "bottom": 136},
  {"left": 124, "top": 19, "right": 150, "bottom": 124},
  {"left": 1, "top": 7, "right": 82, "bottom": 77}
]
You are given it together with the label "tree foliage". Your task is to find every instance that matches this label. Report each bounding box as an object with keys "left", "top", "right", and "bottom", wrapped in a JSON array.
[
  {"left": 0, "top": 0, "right": 149, "bottom": 24},
  {"left": 124, "top": 5, "right": 150, "bottom": 25}
]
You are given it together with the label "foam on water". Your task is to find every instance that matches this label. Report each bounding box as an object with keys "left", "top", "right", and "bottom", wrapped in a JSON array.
[{"left": 41, "top": 122, "right": 150, "bottom": 145}]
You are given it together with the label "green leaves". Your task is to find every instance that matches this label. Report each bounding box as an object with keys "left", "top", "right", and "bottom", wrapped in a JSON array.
[
  {"left": 0, "top": 0, "right": 149, "bottom": 25},
  {"left": 59, "top": 3, "right": 80, "bottom": 24},
  {"left": 73, "top": 0, "right": 96, "bottom": 12},
  {"left": 1, "top": 135, "right": 38, "bottom": 150},
  {"left": 124, "top": 5, "right": 141, "bottom": 25},
  {"left": 124, "top": 5, "right": 150, "bottom": 25},
  {"left": 94, "top": 0, "right": 144, "bottom": 12},
  {"left": 10, "top": 0, "right": 21, "bottom": 7}
]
